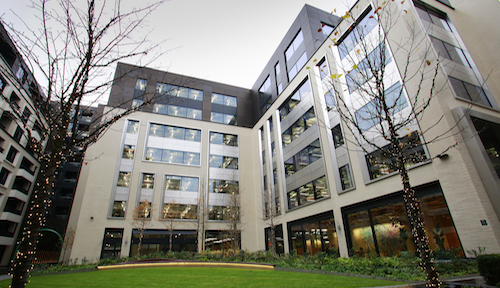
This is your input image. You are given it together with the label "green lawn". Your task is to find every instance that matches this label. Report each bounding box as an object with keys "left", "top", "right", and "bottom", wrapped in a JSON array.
[{"left": 0, "top": 267, "right": 406, "bottom": 287}]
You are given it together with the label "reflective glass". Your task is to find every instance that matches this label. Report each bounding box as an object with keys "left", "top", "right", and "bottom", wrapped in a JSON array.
[
  {"left": 112, "top": 201, "right": 126, "bottom": 217},
  {"left": 122, "top": 145, "right": 135, "bottom": 159},
  {"left": 224, "top": 134, "right": 237, "bottom": 146},
  {"left": 185, "top": 129, "right": 201, "bottom": 142},
  {"left": 209, "top": 155, "right": 224, "bottom": 168},
  {"left": 165, "top": 126, "right": 185, "bottom": 140},
  {"left": 315, "top": 176, "right": 328, "bottom": 199},
  {"left": 225, "top": 96, "right": 237, "bottom": 107},
  {"left": 224, "top": 114, "right": 236, "bottom": 125},
  {"left": 182, "top": 177, "right": 199, "bottom": 192},
  {"left": 142, "top": 173, "right": 155, "bottom": 189},
  {"left": 223, "top": 157, "right": 238, "bottom": 169},
  {"left": 168, "top": 105, "right": 187, "bottom": 117},
  {"left": 153, "top": 104, "right": 168, "bottom": 115},
  {"left": 117, "top": 172, "right": 131, "bottom": 187},
  {"left": 177, "top": 87, "right": 189, "bottom": 98},
  {"left": 210, "top": 132, "right": 224, "bottom": 145},
  {"left": 211, "top": 112, "right": 223, "bottom": 123},
  {"left": 288, "top": 191, "right": 298, "bottom": 208},
  {"left": 183, "top": 152, "right": 200, "bottom": 165},
  {"left": 300, "top": 182, "right": 315, "bottom": 205},
  {"left": 189, "top": 89, "right": 203, "bottom": 101},
  {"left": 211, "top": 93, "right": 224, "bottom": 104},
  {"left": 149, "top": 123, "right": 165, "bottom": 137},
  {"left": 126, "top": 120, "right": 139, "bottom": 134},
  {"left": 163, "top": 149, "right": 183, "bottom": 164},
  {"left": 145, "top": 148, "right": 162, "bottom": 162},
  {"left": 165, "top": 175, "right": 181, "bottom": 190},
  {"left": 187, "top": 108, "right": 202, "bottom": 120},
  {"left": 285, "top": 157, "right": 295, "bottom": 177}
]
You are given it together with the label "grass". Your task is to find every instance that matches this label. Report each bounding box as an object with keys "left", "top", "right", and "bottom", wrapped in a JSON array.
[{"left": 0, "top": 267, "right": 406, "bottom": 288}]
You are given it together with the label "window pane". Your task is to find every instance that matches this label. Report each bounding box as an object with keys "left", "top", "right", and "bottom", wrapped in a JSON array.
[
  {"left": 117, "top": 172, "right": 131, "bottom": 187},
  {"left": 284, "top": 157, "right": 295, "bottom": 177},
  {"left": 211, "top": 112, "right": 223, "bottom": 123},
  {"left": 315, "top": 176, "right": 328, "bottom": 199},
  {"left": 300, "top": 182, "right": 315, "bottom": 205},
  {"left": 211, "top": 93, "right": 224, "bottom": 104},
  {"left": 112, "top": 201, "right": 127, "bottom": 217},
  {"left": 347, "top": 210, "right": 374, "bottom": 256},
  {"left": 339, "top": 165, "right": 353, "bottom": 190},
  {"left": 168, "top": 105, "right": 187, "bottom": 117},
  {"left": 449, "top": 77, "right": 471, "bottom": 101},
  {"left": 183, "top": 152, "right": 200, "bottom": 165},
  {"left": 225, "top": 96, "right": 237, "bottom": 107},
  {"left": 153, "top": 104, "right": 168, "bottom": 114},
  {"left": 182, "top": 177, "right": 199, "bottom": 192},
  {"left": 210, "top": 132, "right": 224, "bottom": 145},
  {"left": 126, "top": 120, "right": 139, "bottom": 134},
  {"left": 163, "top": 150, "right": 183, "bottom": 164},
  {"left": 189, "top": 89, "right": 203, "bottom": 101},
  {"left": 187, "top": 108, "right": 202, "bottom": 120},
  {"left": 145, "top": 147, "right": 162, "bottom": 161},
  {"left": 185, "top": 129, "right": 201, "bottom": 142},
  {"left": 142, "top": 173, "right": 155, "bottom": 189},
  {"left": 177, "top": 87, "right": 189, "bottom": 98},
  {"left": 149, "top": 124, "right": 165, "bottom": 137},
  {"left": 209, "top": 155, "right": 223, "bottom": 168},
  {"left": 165, "top": 176, "right": 181, "bottom": 190},
  {"left": 224, "top": 114, "right": 237, "bottom": 125},
  {"left": 122, "top": 145, "right": 135, "bottom": 159},
  {"left": 224, "top": 134, "right": 238, "bottom": 146},
  {"left": 165, "top": 126, "right": 185, "bottom": 140},
  {"left": 223, "top": 157, "right": 238, "bottom": 169},
  {"left": 288, "top": 191, "right": 298, "bottom": 208}
]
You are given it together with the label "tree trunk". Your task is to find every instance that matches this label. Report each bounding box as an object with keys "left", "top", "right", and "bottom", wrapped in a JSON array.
[{"left": 11, "top": 155, "right": 60, "bottom": 288}]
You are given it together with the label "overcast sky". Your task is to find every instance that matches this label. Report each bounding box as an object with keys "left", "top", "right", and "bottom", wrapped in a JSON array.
[{"left": 2, "top": 0, "right": 354, "bottom": 93}]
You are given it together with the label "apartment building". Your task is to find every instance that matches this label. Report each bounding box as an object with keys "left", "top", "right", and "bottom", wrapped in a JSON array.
[
  {"left": 0, "top": 24, "right": 47, "bottom": 270},
  {"left": 67, "top": 0, "right": 500, "bottom": 261}
]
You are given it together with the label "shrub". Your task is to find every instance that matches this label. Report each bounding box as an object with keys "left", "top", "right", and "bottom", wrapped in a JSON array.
[{"left": 477, "top": 254, "right": 500, "bottom": 286}]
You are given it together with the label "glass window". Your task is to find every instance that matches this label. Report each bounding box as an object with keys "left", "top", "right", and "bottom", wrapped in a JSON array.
[
  {"left": 225, "top": 96, "right": 237, "bottom": 107},
  {"left": 153, "top": 104, "right": 168, "bottom": 115},
  {"left": 126, "top": 120, "right": 140, "bottom": 134},
  {"left": 165, "top": 175, "right": 182, "bottom": 190},
  {"left": 339, "top": 165, "right": 353, "bottom": 190},
  {"left": 6, "top": 147, "right": 18, "bottom": 163},
  {"left": 177, "top": 87, "right": 189, "bottom": 98},
  {"left": 472, "top": 117, "right": 500, "bottom": 178},
  {"left": 185, "top": 129, "right": 201, "bottom": 142},
  {"left": 282, "top": 107, "right": 316, "bottom": 147},
  {"left": 165, "top": 126, "right": 185, "bottom": 140},
  {"left": 449, "top": 77, "right": 491, "bottom": 107},
  {"left": 211, "top": 93, "right": 224, "bottom": 105},
  {"left": 186, "top": 108, "right": 202, "bottom": 120},
  {"left": 183, "top": 152, "right": 200, "bottom": 166},
  {"left": 355, "top": 82, "right": 407, "bottom": 132},
  {"left": 321, "top": 23, "right": 334, "bottom": 37},
  {"left": 122, "top": 145, "right": 135, "bottom": 159},
  {"left": 223, "top": 157, "right": 238, "bottom": 169},
  {"left": 224, "top": 114, "right": 236, "bottom": 125},
  {"left": 332, "top": 124, "right": 344, "bottom": 148},
  {"left": 149, "top": 123, "right": 165, "bottom": 137},
  {"left": 211, "top": 112, "right": 223, "bottom": 123},
  {"left": 145, "top": 147, "right": 162, "bottom": 162},
  {"left": 279, "top": 78, "right": 311, "bottom": 120},
  {"left": 210, "top": 132, "right": 224, "bottom": 145},
  {"left": 189, "top": 89, "right": 203, "bottom": 101},
  {"left": 365, "top": 131, "right": 427, "bottom": 179},
  {"left": 142, "top": 173, "right": 155, "bottom": 189},
  {"left": 162, "top": 149, "right": 183, "bottom": 164},
  {"left": 414, "top": 5, "right": 452, "bottom": 32},
  {"left": 287, "top": 176, "right": 328, "bottom": 208},
  {"left": 112, "top": 201, "right": 127, "bottom": 217},
  {"left": 0, "top": 168, "right": 11, "bottom": 185},
  {"left": 338, "top": 9, "right": 377, "bottom": 59},
  {"left": 221, "top": 134, "right": 236, "bottom": 146},
  {"left": 117, "top": 172, "right": 131, "bottom": 187},
  {"left": 168, "top": 105, "right": 187, "bottom": 117},
  {"left": 209, "top": 155, "right": 224, "bottom": 168},
  {"left": 181, "top": 177, "right": 199, "bottom": 192}
]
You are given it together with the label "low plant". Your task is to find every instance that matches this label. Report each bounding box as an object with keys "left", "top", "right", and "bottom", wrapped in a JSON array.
[{"left": 477, "top": 254, "right": 500, "bottom": 286}]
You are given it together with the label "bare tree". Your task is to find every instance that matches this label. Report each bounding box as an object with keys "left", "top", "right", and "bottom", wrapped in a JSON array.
[
  {"left": 225, "top": 192, "right": 241, "bottom": 251},
  {"left": 263, "top": 188, "right": 280, "bottom": 257},
  {"left": 1, "top": 0, "right": 168, "bottom": 286},
  {"left": 195, "top": 180, "right": 207, "bottom": 252},
  {"left": 319, "top": 1, "right": 462, "bottom": 286},
  {"left": 131, "top": 201, "right": 152, "bottom": 257},
  {"left": 60, "top": 226, "right": 76, "bottom": 264},
  {"left": 160, "top": 201, "right": 177, "bottom": 252}
]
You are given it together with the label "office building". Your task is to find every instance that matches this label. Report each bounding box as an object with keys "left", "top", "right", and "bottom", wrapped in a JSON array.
[{"left": 66, "top": 0, "right": 500, "bottom": 261}]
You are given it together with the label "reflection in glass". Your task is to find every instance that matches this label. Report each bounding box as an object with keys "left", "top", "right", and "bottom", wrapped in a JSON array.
[
  {"left": 187, "top": 108, "right": 202, "bottom": 120},
  {"left": 348, "top": 210, "right": 375, "bottom": 256},
  {"left": 339, "top": 165, "right": 353, "bottom": 190},
  {"left": 145, "top": 148, "right": 162, "bottom": 162},
  {"left": 126, "top": 120, "right": 139, "bottom": 134},
  {"left": 165, "top": 126, "right": 185, "bottom": 140},
  {"left": 163, "top": 150, "right": 183, "bottom": 164},
  {"left": 122, "top": 145, "right": 135, "bottom": 159},
  {"left": 149, "top": 124, "right": 165, "bottom": 137},
  {"left": 209, "top": 155, "right": 223, "bottom": 168},
  {"left": 211, "top": 112, "right": 223, "bottom": 123},
  {"left": 112, "top": 201, "right": 127, "bottom": 217},
  {"left": 153, "top": 104, "right": 168, "bottom": 114},
  {"left": 142, "top": 173, "right": 155, "bottom": 189},
  {"left": 165, "top": 175, "right": 181, "bottom": 190},
  {"left": 211, "top": 93, "right": 224, "bottom": 105},
  {"left": 181, "top": 177, "right": 199, "bottom": 192},
  {"left": 168, "top": 105, "right": 187, "bottom": 117},
  {"left": 117, "top": 172, "right": 131, "bottom": 187},
  {"left": 183, "top": 152, "right": 200, "bottom": 165},
  {"left": 210, "top": 132, "right": 224, "bottom": 145}
]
